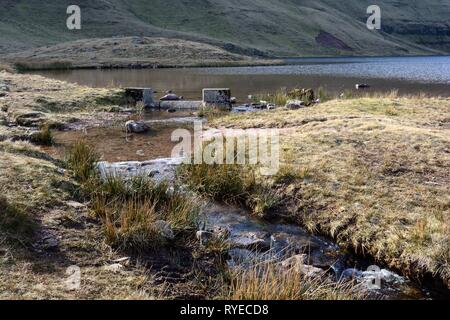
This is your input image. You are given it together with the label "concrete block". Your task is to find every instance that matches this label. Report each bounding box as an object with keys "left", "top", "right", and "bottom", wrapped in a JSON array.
[
  {"left": 125, "top": 88, "right": 155, "bottom": 107},
  {"left": 202, "top": 88, "right": 231, "bottom": 108}
]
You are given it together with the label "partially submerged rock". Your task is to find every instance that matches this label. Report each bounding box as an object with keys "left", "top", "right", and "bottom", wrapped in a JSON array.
[
  {"left": 285, "top": 99, "right": 306, "bottom": 110},
  {"left": 125, "top": 120, "right": 150, "bottom": 133},
  {"left": 160, "top": 93, "right": 183, "bottom": 101},
  {"left": 355, "top": 84, "right": 370, "bottom": 90}
]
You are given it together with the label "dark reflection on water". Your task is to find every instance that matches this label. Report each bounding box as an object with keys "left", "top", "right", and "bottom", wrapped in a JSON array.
[{"left": 32, "top": 56, "right": 450, "bottom": 101}]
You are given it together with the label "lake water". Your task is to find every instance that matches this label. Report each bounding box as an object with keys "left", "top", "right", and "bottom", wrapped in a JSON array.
[{"left": 33, "top": 56, "right": 450, "bottom": 101}]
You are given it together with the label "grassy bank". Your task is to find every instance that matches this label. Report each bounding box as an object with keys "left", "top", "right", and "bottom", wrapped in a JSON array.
[
  {"left": 2, "top": 37, "right": 282, "bottom": 71},
  {"left": 0, "top": 70, "right": 128, "bottom": 142},
  {"left": 207, "top": 94, "right": 450, "bottom": 287}
]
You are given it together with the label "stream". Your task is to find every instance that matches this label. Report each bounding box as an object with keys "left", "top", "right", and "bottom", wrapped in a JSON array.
[{"left": 47, "top": 110, "right": 440, "bottom": 300}]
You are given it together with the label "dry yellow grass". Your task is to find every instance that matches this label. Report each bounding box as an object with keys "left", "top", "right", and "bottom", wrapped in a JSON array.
[
  {"left": 212, "top": 95, "right": 450, "bottom": 286},
  {"left": 224, "top": 251, "right": 365, "bottom": 300},
  {"left": 0, "top": 140, "right": 170, "bottom": 299}
]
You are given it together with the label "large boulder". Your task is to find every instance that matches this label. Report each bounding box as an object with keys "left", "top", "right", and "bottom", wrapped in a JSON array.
[{"left": 125, "top": 120, "right": 150, "bottom": 134}]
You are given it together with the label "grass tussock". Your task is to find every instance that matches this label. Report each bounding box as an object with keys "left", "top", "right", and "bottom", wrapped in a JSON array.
[
  {"left": 178, "top": 137, "right": 280, "bottom": 218},
  {"left": 65, "top": 140, "right": 100, "bottom": 183},
  {"left": 30, "top": 124, "right": 53, "bottom": 146},
  {"left": 66, "top": 141, "right": 199, "bottom": 251},
  {"left": 223, "top": 252, "right": 364, "bottom": 300},
  {"left": 0, "top": 195, "right": 35, "bottom": 243},
  {"left": 92, "top": 176, "right": 199, "bottom": 250}
]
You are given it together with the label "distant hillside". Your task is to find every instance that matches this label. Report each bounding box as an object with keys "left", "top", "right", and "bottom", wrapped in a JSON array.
[{"left": 0, "top": 0, "right": 449, "bottom": 56}]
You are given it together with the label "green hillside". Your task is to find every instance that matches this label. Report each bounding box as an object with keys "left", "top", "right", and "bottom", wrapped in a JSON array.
[{"left": 0, "top": 0, "right": 449, "bottom": 56}]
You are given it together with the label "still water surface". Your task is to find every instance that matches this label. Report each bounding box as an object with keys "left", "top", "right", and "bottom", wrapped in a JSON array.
[{"left": 33, "top": 56, "right": 450, "bottom": 101}]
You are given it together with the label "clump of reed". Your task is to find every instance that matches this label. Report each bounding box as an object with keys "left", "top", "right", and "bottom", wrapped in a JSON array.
[
  {"left": 65, "top": 140, "right": 100, "bottom": 183},
  {"left": 30, "top": 124, "right": 54, "bottom": 146},
  {"left": 223, "top": 250, "right": 365, "bottom": 300},
  {"left": 65, "top": 141, "right": 199, "bottom": 251},
  {"left": 178, "top": 137, "right": 280, "bottom": 218}
]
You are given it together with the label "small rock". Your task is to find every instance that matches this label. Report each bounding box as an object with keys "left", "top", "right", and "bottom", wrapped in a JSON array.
[
  {"left": 340, "top": 268, "right": 363, "bottom": 280},
  {"left": 285, "top": 100, "right": 305, "bottom": 110},
  {"left": 167, "top": 108, "right": 177, "bottom": 113},
  {"left": 103, "top": 263, "right": 124, "bottom": 273},
  {"left": 42, "top": 237, "right": 59, "bottom": 251},
  {"left": 153, "top": 220, "right": 174, "bottom": 240},
  {"left": 113, "top": 257, "right": 130, "bottom": 266},
  {"left": 56, "top": 168, "right": 66, "bottom": 175},
  {"left": 160, "top": 93, "right": 182, "bottom": 101},
  {"left": 66, "top": 201, "right": 85, "bottom": 209},
  {"left": 281, "top": 255, "right": 324, "bottom": 277},
  {"left": 298, "top": 264, "right": 324, "bottom": 277},
  {"left": 281, "top": 254, "right": 307, "bottom": 269},
  {"left": 234, "top": 232, "right": 270, "bottom": 251},
  {"left": 212, "top": 226, "right": 231, "bottom": 240},
  {"left": 136, "top": 149, "right": 145, "bottom": 156},
  {"left": 125, "top": 120, "right": 150, "bottom": 134},
  {"left": 0, "top": 84, "right": 10, "bottom": 92},
  {"left": 196, "top": 230, "right": 214, "bottom": 245}
]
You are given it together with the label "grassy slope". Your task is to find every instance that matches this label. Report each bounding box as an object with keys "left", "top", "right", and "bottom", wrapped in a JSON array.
[
  {"left": 0, "top": 138, "right": 174, "bottom": 299},
  {"left": 211, "top": 96, "right": 450, "bottom": 286},
  {"left": 0, "top": 0, "right": 448, "bottom": 56}
]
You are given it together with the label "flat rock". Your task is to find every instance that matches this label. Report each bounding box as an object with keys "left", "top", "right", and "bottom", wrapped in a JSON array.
[{"left": 103, "top": 263, "right": 124, "bottom": 273}]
